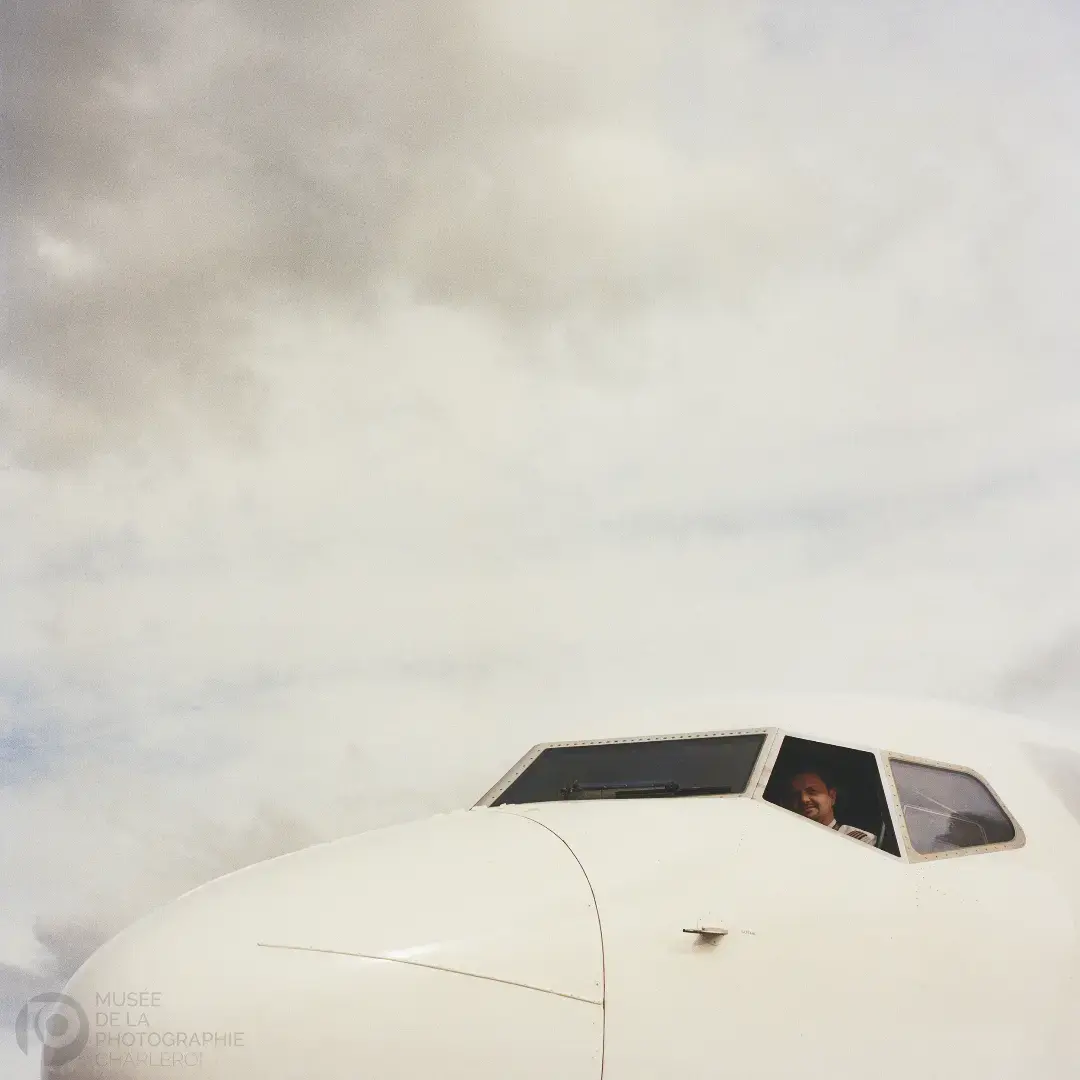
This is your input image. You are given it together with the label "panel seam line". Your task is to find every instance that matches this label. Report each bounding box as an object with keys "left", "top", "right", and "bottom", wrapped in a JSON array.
[{"left": 255, "top": 941, "right": 602, "bottom": 1005}]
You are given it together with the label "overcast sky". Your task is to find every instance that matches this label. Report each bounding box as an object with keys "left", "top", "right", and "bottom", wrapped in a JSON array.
[{"left": 4, "top": 1, "right": 1080, "bottom": 1074}]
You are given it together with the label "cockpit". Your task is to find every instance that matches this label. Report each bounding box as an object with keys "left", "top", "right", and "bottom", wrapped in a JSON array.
[{"left": 474, "top": 727, "right": 1023, "bottom": 861}]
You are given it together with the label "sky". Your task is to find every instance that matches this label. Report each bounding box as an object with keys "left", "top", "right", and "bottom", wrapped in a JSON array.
[{"left": 3, "top": 0, "right": 1080, "bottom": 1073}]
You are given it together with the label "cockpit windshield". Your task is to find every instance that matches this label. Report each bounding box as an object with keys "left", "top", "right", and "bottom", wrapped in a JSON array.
[
  {"left": 477, "top": 723, "right": 1025, "bottom": 862},
  {"left": 487, "top": 732, "right": 767, "bottom": 807}
]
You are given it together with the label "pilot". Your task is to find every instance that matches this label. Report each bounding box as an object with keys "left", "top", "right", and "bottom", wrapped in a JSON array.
[{"left": 788, "top": 768, "right": 877, "bottom": 845}]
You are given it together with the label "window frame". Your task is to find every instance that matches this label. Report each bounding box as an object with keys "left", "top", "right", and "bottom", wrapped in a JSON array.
[
  {"left": 472, "top": 726, "right": 782, "bottom": 808},
  {"left": 882, "top": 751, "right": 1026, "bottom": 862}
]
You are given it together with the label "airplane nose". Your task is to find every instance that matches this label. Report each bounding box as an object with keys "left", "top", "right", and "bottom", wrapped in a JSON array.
[{"left": 45, "top": 809, "right": 604, "bottom": 1080}]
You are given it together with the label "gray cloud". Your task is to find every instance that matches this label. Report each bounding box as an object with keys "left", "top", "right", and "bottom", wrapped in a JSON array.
[
  {"left": 997, "top": 629, "right": 1080, "bottom": 714},
  {"left": 11, "top": 1, "right": 1078, "bottom": 464},
  {"left": 0, "top": 961, "right": 51, "bottom": 1028},
  {"left": 4, "top": 0, "right": 666, "bottom": 463}
]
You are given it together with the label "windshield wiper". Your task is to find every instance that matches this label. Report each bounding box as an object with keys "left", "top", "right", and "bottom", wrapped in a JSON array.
[{"left": 559, "top": 780, "right": 733, "bottom": 800}]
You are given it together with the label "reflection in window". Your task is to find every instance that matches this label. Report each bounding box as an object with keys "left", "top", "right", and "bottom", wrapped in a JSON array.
[{"left": 889, "top": 759, "right": 1016, "bottom": 854}]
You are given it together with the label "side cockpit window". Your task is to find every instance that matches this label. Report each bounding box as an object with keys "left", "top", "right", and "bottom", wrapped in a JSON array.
[
  {"left": 887, "top": 758, "right": 1017, "bottom": 856},
  {"left": 762, "top": 735, "right": 901, "bottom": 856}
]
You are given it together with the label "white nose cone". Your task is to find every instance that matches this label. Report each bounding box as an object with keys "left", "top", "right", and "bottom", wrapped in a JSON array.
[{"left": 46, "top": 810, "right": 604, "bottom": 1080}]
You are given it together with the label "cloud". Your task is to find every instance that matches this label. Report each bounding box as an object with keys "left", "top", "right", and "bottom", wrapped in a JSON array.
[
  {"left": 997, "top": 629, "right": 1080, "bottom": 714},
  {"left": 9, "top": 0, "right": 1078, "bottom": 463},
  {"left": 3, "top": 1, "right": 1080, "bottom": 1053},
  {"left": 4, "top": 0, "right": 670, "bottom": 463}
]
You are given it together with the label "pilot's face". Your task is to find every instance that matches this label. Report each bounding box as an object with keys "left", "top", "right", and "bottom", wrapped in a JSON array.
[{"left": 789, "top": 773, "right": 836, "bottom": 825}]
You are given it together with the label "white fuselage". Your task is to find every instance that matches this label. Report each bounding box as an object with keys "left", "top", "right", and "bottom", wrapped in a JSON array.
[{"left": 43, "top": 697, "right": 1080, "bottom": 1080}]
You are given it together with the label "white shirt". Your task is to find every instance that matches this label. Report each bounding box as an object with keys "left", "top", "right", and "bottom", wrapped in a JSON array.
[{"left": 830, "top": 820, "right": 877, "bottom": 845}]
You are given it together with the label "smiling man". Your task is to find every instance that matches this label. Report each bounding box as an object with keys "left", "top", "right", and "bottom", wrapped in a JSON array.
[{"left": 788, "top": 768, "right": 877, "bottom": 845}]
